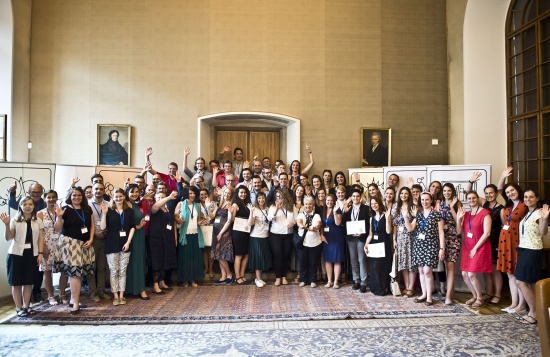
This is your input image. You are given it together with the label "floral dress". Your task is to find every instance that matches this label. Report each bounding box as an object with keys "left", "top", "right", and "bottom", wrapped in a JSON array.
[
  {"left": 440, "top": 202, "right": 461, "bottom": 262},
  {"left": 38, "top": 208, "right": 59, "bottom": 272},
  {"left": 412, "top": 210, "right": 442, "bottom": 269},
  {"left": 497, "top": 202, "right": 527, "bottom": 274},
  {"left": 211, "top": 207, "right": 234, "bottom": 262},
  {"left": 391, "top": 207, "right": 417, "bottom": 272}
]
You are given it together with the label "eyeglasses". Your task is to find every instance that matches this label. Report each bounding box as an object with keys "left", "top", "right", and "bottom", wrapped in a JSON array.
[
  {"left": 29, "top": 191, "right": 42, "bottom": 194},
  {"left": 226, "top": 179, "right": 234, "bottom": 182}
]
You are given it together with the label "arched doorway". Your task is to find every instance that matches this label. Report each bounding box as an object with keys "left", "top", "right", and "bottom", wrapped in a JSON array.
[{"left": 198, "top": 112, "right": 300, "bottom": 164}]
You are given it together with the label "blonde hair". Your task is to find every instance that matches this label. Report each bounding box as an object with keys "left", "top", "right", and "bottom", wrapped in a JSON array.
[{"left": 220, "top": 186, "right": 235, "bottom": 208}]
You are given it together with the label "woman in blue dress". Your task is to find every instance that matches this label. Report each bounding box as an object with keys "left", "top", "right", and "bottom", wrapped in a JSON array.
[{"left": 322, "top": 194, "right": 346, "bottom": 289}]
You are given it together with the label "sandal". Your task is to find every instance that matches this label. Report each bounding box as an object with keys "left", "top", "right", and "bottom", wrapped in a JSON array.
[
  {"left": 48, "top": 296, "right": 58, "bottom": 306},
  {"left": 465, "top": 297, "right": 476, "bottom": 306},
  {"left": 236, "top": 277, "right": 245, "bottom": 285},
  {"left": 414, "top": 297, "right": 427, "bottom": 303},
  {"left": 324, "top": 282, "right": 333, "bottom": 288},
  {"left": 489, "top": 296, "right": 501, "bottom": 305},
  {"left": 25, "top": 307, "right": 38, "bottom": 315},
  {"left": 472, "top": 299, "right": 484, "bottom": 309},
  {"left": 520, "top": 316, "right": 537, "bottom": 325},
  {"left": 16, "top": 308, "right": 28, "bottom": 317}
]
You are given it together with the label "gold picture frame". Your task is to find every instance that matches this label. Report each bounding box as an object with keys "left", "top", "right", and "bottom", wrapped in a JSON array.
[
  {"left": 97, "top": 124, "right": 131, "bottom": 166},
  {"left": 361, "top": 128, "right": 391, "bottom": 167}
]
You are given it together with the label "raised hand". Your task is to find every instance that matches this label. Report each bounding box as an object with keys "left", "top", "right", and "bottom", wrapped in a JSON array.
[
  {"left": 71, "top": 177, "right": 80, "bottom": 186},
  {"left": 305, "top": 143, "right": 312, "bottom": 153},
  {"left": 541, "top": 204, "right": 550, "bottom": 220},
  {"left": 55, "top": 205, "right": 66, "bottom": 217},
  {"left": 212, "top": 166, "right": 220, "bottom": 176},
  {"left": 144, "top": 162, "right": 152, "bottom": 171},
  {"left": 175, "top": 171, "right": 183, "bottom": 182},
  {"left": 184, "top": 147, "right": 191, "bottom": 157},
  {"left": 451, "top": 197, "right": 458, "bottom": 207},
  {"left": 0, "top": 212, "right": 10, "bottom": 225},
  {"left": 411, "top": 206, "right": 418, "bottom": 216},
  {"left": 469, "top": 171, "right": 482, "bottom": 183},
  {"left": 353, "top": 172, "right": 360, "bottom": 182},
  {"left": 101, "top": 204, "right": 108, "bottom": 215},
  {"left": 169, "top": 191, "right": 178, "bottom": 200},
  {"left": 124, "top": 178, "right": 130, "bottom": 188},
  {"left": 408, "top": 177, "right": 414, "bottom": 187},
  {"left": 145, "top": 147, "right": 153, "bottom": 157},
  {"left": 456, "top": 206, "right": 465, "bottom": 221},
  {"left": 222, "top": 145, "right": 231, "bottom": 153},
  {"left": 502, "top": 166, "right": 513, "bottom": 179},
  {"left": 8, "top": 180, "right": 16, "bottom": 193},
  {"left": 243, "top": 161, "right": 250, "bottom": 169}
]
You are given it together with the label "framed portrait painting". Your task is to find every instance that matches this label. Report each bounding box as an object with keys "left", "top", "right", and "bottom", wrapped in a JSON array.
[
  {"left": 361, "top": 128, "right": 391, "bottom": 167},
  {"left": 97, "top": 124, "right": 131, "bottom": 166}
]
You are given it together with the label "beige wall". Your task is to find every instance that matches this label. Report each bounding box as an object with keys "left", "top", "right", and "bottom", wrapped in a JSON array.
[
  {"left": 10, "top": 0, "right": 32, "bottom": 162},
  {"left": 24, "top": 0, "right": 448, "bottom": 175}
]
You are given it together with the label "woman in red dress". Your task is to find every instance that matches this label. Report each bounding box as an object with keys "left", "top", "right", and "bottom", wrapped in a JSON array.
[{"left": 456, "top": 191, "right": 492, "bottom": 309}]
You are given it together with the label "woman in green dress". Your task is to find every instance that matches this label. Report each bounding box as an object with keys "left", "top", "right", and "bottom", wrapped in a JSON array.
[{"left": 125, "top": 184, "right": 148, "bottom": 300}]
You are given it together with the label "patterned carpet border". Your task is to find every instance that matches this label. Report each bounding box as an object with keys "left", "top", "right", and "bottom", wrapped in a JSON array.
[{"left": 2, "top": 285, "right": 473, "bottom": 325}]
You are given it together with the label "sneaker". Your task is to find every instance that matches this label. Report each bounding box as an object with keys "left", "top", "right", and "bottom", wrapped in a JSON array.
[
  {"left": 299, "top": 282, "right": 306, "bottom": 287},
  {"left": 255, "top": 279, "right": 264, "bottom": 288},
  {"left": 113, "top": 298, "right": 120, "bottom": 306},
  {"left": 191, "top": 282, "right": 198, "bottom": 287},
  {"left": 351, "top": 282, "right": 360, "bottom": 290},
  {"left": 360, "top": 285, "right": 367, "bottom": 293},
  {"left": 48, "top": 296, "right": 58, "bottom": 306},
  {"left": 259, "top": 280, "right": 266, "bottom": 286},
  {"left": 119, "top": 297, "right": 127, "bottom": 305},
  {"left": 310, "top": 283, "right": 317, "bottom": 288}
]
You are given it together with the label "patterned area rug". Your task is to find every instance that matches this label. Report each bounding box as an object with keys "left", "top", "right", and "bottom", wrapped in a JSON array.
[
  {"left": 0, "top": 314, "right": 540, "bottom": 356},
  {"left": 3, "top": 285, "right": 472, "bottom": 325}
]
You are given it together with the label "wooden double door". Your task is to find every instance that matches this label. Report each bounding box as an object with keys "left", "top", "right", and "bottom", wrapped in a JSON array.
[{"left": 216, "top": 130, "right": 280, "bottom": 164}]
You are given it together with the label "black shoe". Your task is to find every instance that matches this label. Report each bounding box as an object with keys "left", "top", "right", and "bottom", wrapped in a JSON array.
[
  {"left": 360, "top": 285, "right": 367, "bottom": 293},
  {"left": 69, "top": 309, "right": 80, "bottom": 315},
  {"left": 351, "top": 282, "right": 360, "bottom": 290},
  {"left": 152, "top": 289, "right": 165, "bottom": 295},
  {"left": 68, "top": 303, "right": 87, "bottom": 308}
]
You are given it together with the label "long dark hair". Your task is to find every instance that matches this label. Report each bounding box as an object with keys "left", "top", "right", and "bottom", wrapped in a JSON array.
[
  {"left": 442, "top": 182, "right": 460, "bottom": 211},
  {"left": 65, "top": 187, "right": 93, "bottom": 216},
  {"left": 125, "top": 184, "right": 140, "bottom": 203},
  {"left": 334, "top": 171, "right": 347, "bottom": 187},
  {"left": 396, "top": 187, "right": 413, "bottom": 216},
  {"left": 234, "top": 185, "right": 251, "bottom": 206}
]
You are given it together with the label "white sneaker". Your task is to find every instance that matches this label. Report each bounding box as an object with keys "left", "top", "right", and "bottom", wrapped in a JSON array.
[
  {"left": 311, "top": 283, "right": 317, "bottom": 288},
  {"left": 255, "top": 279, "right": 264, "bottom": 288},
  {"left": 299, "top": 282, "right": 305, "bottom": 287},
  {"left": 259, "top": 280, "right": 266, "bottom": 286}
]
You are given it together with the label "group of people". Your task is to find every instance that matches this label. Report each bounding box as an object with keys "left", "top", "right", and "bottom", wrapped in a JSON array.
[{"left": 3, "top": 146, "right": 548, "bottom": 325}]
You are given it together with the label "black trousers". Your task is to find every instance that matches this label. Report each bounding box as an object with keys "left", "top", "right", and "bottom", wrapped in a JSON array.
[
  {"left": 299, "top": 244, "right": 323, "bottom": 284},
  {"left": 268, "top": 233, "right": 293, "bottom": 278}
]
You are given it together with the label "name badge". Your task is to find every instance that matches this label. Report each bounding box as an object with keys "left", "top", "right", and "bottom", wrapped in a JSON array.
[
  {"left": 24, "top": 243, "right": 31, "bottom": 249},
  {"left": 467, "top": 232, "right": 473, "bottom": 238},
  {"left": 81, "top": 227, "right": 88, "bottom": 234},
  {"left": 373, "top": 234, "right": 379, "bottom": 241},
  {"left": 418, "top": 233, "right": 426, "bottom": 240},
  {"left": 144, "top": 215, "right": 150, "bottom": 222},
  {"left": 166, "top": 224, "right": 172, "bottom": 231},
  {"left": 398, "top": 226, "right": 404, "bottom": 232},
  {"left": 502, "top": 225, "right": 510, "bottom": 230},
  {"left": 214, "top": 217, "right": 221, "bottom": 224},
  {"left": 443, "top": 224, "right": 448, "bottom": 230},
  {"left": 324, "top": 227, "right": 330, "bottom": 232},
  {"left": 119, "top": 231, "right": 126, "bottom": 237}
]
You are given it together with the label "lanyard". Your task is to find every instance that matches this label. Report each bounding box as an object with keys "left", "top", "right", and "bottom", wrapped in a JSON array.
[
  {"left": 164, "top": 209, "right": 172, "bottom": 223},
  {"left": 282, "top": 209, "right": 287, "bottom": 218},
  {"left": 188, "top": 204, "right": 195, "bottom": 219},
  {"left": 259, "top": 208, "right": 269, "bottom": 222},
  {"left": 521, "top": 209, "right": 536, "bottom": 235},
  {"left": 71, "top": 205, "right": 86, "bottom": 227},
  {"left": 440, "top": 202, "right": 447, "bottom": 220},
  {"left": 373, "top": 216, "right": 379, "bottom": 232},
  {"left": 46, "top": 210, "right": 57, "bottom": 224},
  {"left": 352, "top": 206, "right": 360, "bottom": 221},
  {"left": 420, "top": 210, "right": 432, "bottom": 232},
  {"left": 118, "top": 210, "right": 125, "bottom": 230},
  {"left": 201, "top": 203, "right": 209, "bottom": 216},
  {"left": 468, "top": 206, "right": 480, "bottom": 232},
  {"left": 507, "top": 203, "right": 520, "bottom": 224},
  {"left": 91, "top": 201, "right": 103, "bottom": 218}
]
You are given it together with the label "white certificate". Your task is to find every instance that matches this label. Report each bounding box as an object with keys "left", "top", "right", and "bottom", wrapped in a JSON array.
[
  {"left": 233, "top": 217, "right": 250, "bottom": 233},
  {"left": 366, "top": 242, "right": 385, "bottom": 258},
  {"left": 201, "top": 225, "right": 213, "bottom": 246},
  {"left": 346, "top": 220, "right": 366, "bottom": 235}
]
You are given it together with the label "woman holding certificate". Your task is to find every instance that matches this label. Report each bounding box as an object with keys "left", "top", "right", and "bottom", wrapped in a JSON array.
[
  {"left": 406, "top": 192, "right": 445, "bottom": 306},
  {"left": 232, "top": 186, "right": 252, "bottom": 285},
  {"left": 248, "top": 192, "right": 272, "bottom": 287},
  {"left": 199, "top": 188, "right": 216, "bottom": 279},
  {"left": 343, "top": 189, "right": 370, "bottom": 293},
  {"left": 364, "top": 197, "right": 393, "bottom": 295}
]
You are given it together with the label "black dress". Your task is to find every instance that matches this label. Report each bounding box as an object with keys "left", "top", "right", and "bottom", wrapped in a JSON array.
[
  {"left": 148, "top": 208, "right": 177, "bottom": 271},
  {"left": 232, "top": 202, "right": 250, "bottom": 256},
  {"left": 482, "top": 202, "right": 504, "bottom": 263},
  {"left": 369, "top": 215, "right": 392, "bottom": 296}
]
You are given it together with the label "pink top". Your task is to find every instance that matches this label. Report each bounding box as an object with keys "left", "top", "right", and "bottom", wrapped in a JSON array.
[{"left": 460, "top": 208, "right": 492, "bottom": 273}]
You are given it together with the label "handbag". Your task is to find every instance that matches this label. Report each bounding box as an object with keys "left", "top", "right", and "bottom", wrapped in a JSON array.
[
  {"left": 201, "top": 225, "right": 213, "bottom": 246},
  {"left": 433, "top": 259, "right": 445, "bottom": 272},
  {"left": 390, "top": 251, "right": 401, "bottom": 296}
]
